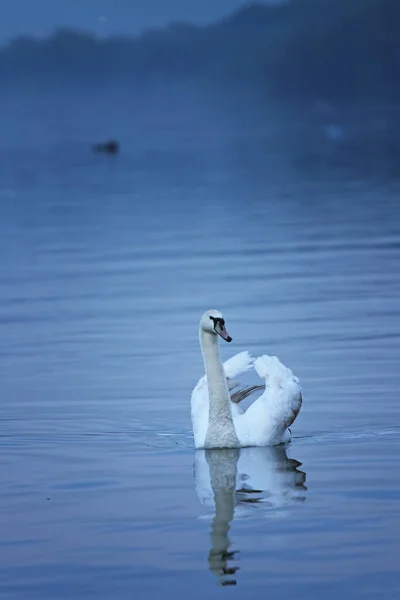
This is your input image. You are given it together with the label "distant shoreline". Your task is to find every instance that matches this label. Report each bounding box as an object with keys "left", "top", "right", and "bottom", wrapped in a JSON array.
[{"left": 0, "top": 1, "right": 399, "bottom": 106}]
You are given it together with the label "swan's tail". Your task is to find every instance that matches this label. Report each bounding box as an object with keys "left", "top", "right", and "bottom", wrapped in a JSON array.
[{"left": 254, "top": 355, "right": 300, "bottom": 389}]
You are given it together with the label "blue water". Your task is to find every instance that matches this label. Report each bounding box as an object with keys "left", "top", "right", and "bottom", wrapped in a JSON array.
[{"left": 0, "top": 86, "right": 399, "bottom": 599}]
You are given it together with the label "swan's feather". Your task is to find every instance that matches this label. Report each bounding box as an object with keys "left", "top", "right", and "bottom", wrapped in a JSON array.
[
  {"left": 233, "top": 355, "right": 302, "bottom": 447},
  {"left": 230, "top": 384, "right": 265, "bottom": 404},
  {"left": 254, "top": 355, "right": 299, "bottom": 386},
  {"left": 222, "top": 351, "right": 254, "bottom": 379},
  {"left": 191, "top": 345, "right": 302, "bottom": 448}
]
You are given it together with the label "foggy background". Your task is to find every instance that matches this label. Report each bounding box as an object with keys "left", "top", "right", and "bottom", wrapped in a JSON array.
[
  {"left": 2, "top": 0, "right": 399, "bottom": 178},
  {"left": 0, "top": 0, "right": 253, "bottom": 40}
]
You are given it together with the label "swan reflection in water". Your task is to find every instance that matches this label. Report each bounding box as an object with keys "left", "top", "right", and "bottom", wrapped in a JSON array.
[{"left": 194, "top": 446, "right": 307, "bottom": 586}]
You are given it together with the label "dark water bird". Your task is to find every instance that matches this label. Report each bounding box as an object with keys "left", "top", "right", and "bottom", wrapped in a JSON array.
[{"left": 92, "top": 140, "right": 119, "bottom": 154}]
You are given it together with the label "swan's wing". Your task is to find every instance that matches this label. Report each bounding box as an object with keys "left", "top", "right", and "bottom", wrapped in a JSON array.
[
  {"left": 254, "top": 355, "right": 300, "bottom": 388},
  {"left": 236, "top": 355, "right": 302, "bottom": 445},
  {"left": 223, "top": 351, "right": 254, "bottom": 379},
  {"left": 231, "top": 384, "right": 265, "bottom": 404},
  {"left": 223, "top": 351, "right": 262, "bottom": 406}
]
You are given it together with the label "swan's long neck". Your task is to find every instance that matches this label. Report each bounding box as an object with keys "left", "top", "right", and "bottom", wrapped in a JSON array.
[{"left": 200, "top": 329, "right": 239, "bottom": 448}]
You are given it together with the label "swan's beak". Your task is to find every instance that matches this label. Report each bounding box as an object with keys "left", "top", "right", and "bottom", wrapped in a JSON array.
[{"left": 215, "top": 321, "right": 232, "bottom": 343}]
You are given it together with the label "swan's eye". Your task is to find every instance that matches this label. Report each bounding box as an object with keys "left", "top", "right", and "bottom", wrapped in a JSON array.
[{"left": 209, "top": 316, "right": 225, "bottom": 327}]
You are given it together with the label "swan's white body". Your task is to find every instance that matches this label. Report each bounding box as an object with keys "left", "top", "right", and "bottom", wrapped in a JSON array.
[{"left": 191, "top": 310, "right": 302, "bottom": 449}]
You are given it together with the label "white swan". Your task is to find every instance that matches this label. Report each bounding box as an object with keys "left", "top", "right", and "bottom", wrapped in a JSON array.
[{"left": 191, "top": 309, "right": 302, "bottom": 449}]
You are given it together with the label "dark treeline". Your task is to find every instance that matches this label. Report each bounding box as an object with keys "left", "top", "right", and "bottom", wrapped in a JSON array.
[{"left": 1, "top": 0, "right": 399, "bottom": 105}]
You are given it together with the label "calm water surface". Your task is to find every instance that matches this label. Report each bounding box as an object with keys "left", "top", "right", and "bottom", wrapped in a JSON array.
[{"left": 0, "top": 90, "right": 399, "bottom": 599}]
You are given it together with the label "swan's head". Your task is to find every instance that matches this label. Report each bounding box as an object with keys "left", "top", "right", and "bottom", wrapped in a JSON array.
[{"left": 200, "top": 310, "right": 232, "bottom": 343}]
